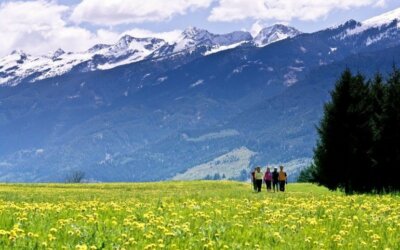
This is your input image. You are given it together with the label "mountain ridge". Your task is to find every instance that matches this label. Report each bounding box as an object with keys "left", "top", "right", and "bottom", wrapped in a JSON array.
[{"left": 1, "top": 24, "right": 299, "bottom": 86}]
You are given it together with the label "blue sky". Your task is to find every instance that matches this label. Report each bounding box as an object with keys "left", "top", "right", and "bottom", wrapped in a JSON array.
[{"left": 0, "top": 0, "right": 399, "bottom": 56}]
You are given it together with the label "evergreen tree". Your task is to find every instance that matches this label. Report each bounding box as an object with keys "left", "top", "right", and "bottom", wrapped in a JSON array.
[
  {"left": 213, "top": 173, "right": 221, "bottom": 180},
  {"left": 347, "top": 73, "right": 374, "bottom": 192},
  {"left": 297, "top": 164, "right": 316, "bottom": 182},
  {"left": 378, "top": 67, "right": 400, "bottom": 191},
  {"left": 204, "top": 174, "right": 212, "bottom": 180},
  {"left": 314, "top": 67, "right": 400, "bottom": 193},
  {"left": 368, "top": 74, "right": 386, "bottom": 192},
  {"left": 313, "top": 69, "right": 373, "bottom": 194}
]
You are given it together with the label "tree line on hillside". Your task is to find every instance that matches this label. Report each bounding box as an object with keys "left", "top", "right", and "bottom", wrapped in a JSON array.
[{"left": 299, "top": 67, "right": 400, "bottom": 194}]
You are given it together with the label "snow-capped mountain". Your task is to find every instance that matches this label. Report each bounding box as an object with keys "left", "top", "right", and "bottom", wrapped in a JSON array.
[
  {"left": 253, "top": 24, "right": 302, "bottom": 47},
  {"left": 91, "top": 36, "right": 166, "bottom": 70},
  {"left": 0, "top": 49, "right": 93, "bottom": 86},
  {"left": 0, "top": 28, "right": 253, "bottom": 86},
  {"left": 0, "top": 36, "right": 169, "bottom": 86},
  {"left": 333, "top": 7, "right": 400, "bottom": 46},
  {"left": 363, "top": 7, "right": 400, "bottom": 27},
  {"left": 172, "top": 27, "right": 252, "bottom": 53}
]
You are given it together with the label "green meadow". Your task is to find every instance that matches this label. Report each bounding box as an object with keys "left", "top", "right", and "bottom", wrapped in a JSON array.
[{"left": 0, "top": 182, "right": 398, "bottom": 249}]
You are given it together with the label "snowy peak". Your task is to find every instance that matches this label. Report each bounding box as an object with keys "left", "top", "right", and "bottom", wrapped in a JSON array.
[
  {"left": 173, "top": 27, "right": 252, "bottom": 53},
  {"left": 180, "top": 27, "right": 251, "bottom": 43},
  {"left": 335, "top": 9, "right": 400, "bottom": 44},
  {"left": 93, "top": 35, "right": 166, "bottom": 56},
  {"left": 341, "top": 9, "right": 400, "bottom": 37},
  {"left": 254, "top": 24, "right": 301, "bottom": 47},
  {"left": 9, "top": 50, "right": 29, "bottom": 63},
  {"left": 52, "top": 48, "right": 65, "bottom": 60},
  {"left": 114, "top": 35, "right": 164, "bottom": 50},
  {"left": 181, "top": 27, "right": 210, "bottom": 39},
  {"left": 95, "top": 35, "right": 167, "bottom": 70},
  {"left": 173, "top": 27, "right": 214, "bottom": 52},
  {"left": 0, "top": 50, "right": 30, "bottom": 76},
  {"left": 363, "top": 7, "right": 400, "bottom": 27},
  {"left": 116, "top": 34, "right": 136, "bottom": 48}
]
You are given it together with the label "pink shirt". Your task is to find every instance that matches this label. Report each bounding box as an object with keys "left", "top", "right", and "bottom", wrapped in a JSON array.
[{"left": 264, "top": 171, "right": 272, "bottom": 181}]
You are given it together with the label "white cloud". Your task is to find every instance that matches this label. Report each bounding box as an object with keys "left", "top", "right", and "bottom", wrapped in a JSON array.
[
  {"left": 0, "top": 1, "right": 66, "bottom": 55},
  {"left": 208, "top": 0, "right": 387, "bottom": 22},
  {"left": 0, "top": 1, "right": 183, "bottom": 57},
  {"left": 374, "top": 0, "right": 387, "bottom": 8},
  {"left": 70, "top": 0, "right": 213, "bottom": 25},
  {"left": 250, "top": 21, "right": 265, "bottom": 37},
  {"left": 0, "top": 1, "right": 105, "bottom": 56}
]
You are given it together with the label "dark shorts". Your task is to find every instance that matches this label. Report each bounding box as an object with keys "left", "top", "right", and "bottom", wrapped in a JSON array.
[
  {"left": 279, "top": 181, "right": 286, "bottom": 191},
  {"left": 265, "top": 180, "right": 272, "bottom": 189},
  {"left": 256, "top": 179, "right": 263, "bottom": 192}
]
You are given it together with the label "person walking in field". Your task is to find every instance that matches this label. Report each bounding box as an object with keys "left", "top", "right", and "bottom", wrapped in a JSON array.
[
  {"left": 251, "top": 168, "right": 257, "bottom": 191},
  {"left": 254, "top": 167, "right": 263, "bottom": 192},
  {"left": 278, "top": 166, "right": 287, "bottom": 192},
  {"left": 263, "top": 167, "right": 272, "bottom": 192},
  {"left": 272, "top": 167, "right": 279, "bottom": 192}
]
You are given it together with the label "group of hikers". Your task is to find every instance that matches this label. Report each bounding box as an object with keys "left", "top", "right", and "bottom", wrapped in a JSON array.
[{"left": 251, "top": 166, "right": 287, "bottom": 192}]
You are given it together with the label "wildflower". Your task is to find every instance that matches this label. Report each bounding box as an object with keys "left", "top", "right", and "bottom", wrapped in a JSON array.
[
  {"left": 144, "top": 243, "right": 156, "bottom": 250},
  {"left": 48, "top": 233, "right": 56, "bottom": 241},
  {"left": 371, "top": 234, "right": 381, "bottom": 241},
  {"left": 76, "top": 244, "right": 88, "bottom": 250}
]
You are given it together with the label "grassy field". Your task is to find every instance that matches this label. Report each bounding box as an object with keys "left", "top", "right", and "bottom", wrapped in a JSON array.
[{"left": 0, "top": 182, "right": 398, "bottom": 249}]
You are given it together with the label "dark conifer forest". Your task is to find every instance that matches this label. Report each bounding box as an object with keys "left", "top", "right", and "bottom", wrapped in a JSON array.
[{"left": 302, "top": 67, "right": 400, "bottom": 194}]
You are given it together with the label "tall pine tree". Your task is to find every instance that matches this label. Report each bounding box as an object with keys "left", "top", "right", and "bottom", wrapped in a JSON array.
[
  {"left": 378, "top": 67, "right": 400, "bottom": 191},
  {"left": 368, "top": 74, "right": 386, "bottom": 193},
  {"left": 313, "top": 69, "right": 373, "bottom": 194},
  {"left": 347, "top": 73, "right": 374, "bottom": 193}
]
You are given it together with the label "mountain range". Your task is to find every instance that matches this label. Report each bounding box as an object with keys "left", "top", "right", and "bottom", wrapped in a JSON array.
[
  {"left": 1, "top": 8, "right": 400, "bottom": 182},
  {"left": 0, "top": 25, "right": 300, "bottom": 86}
]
